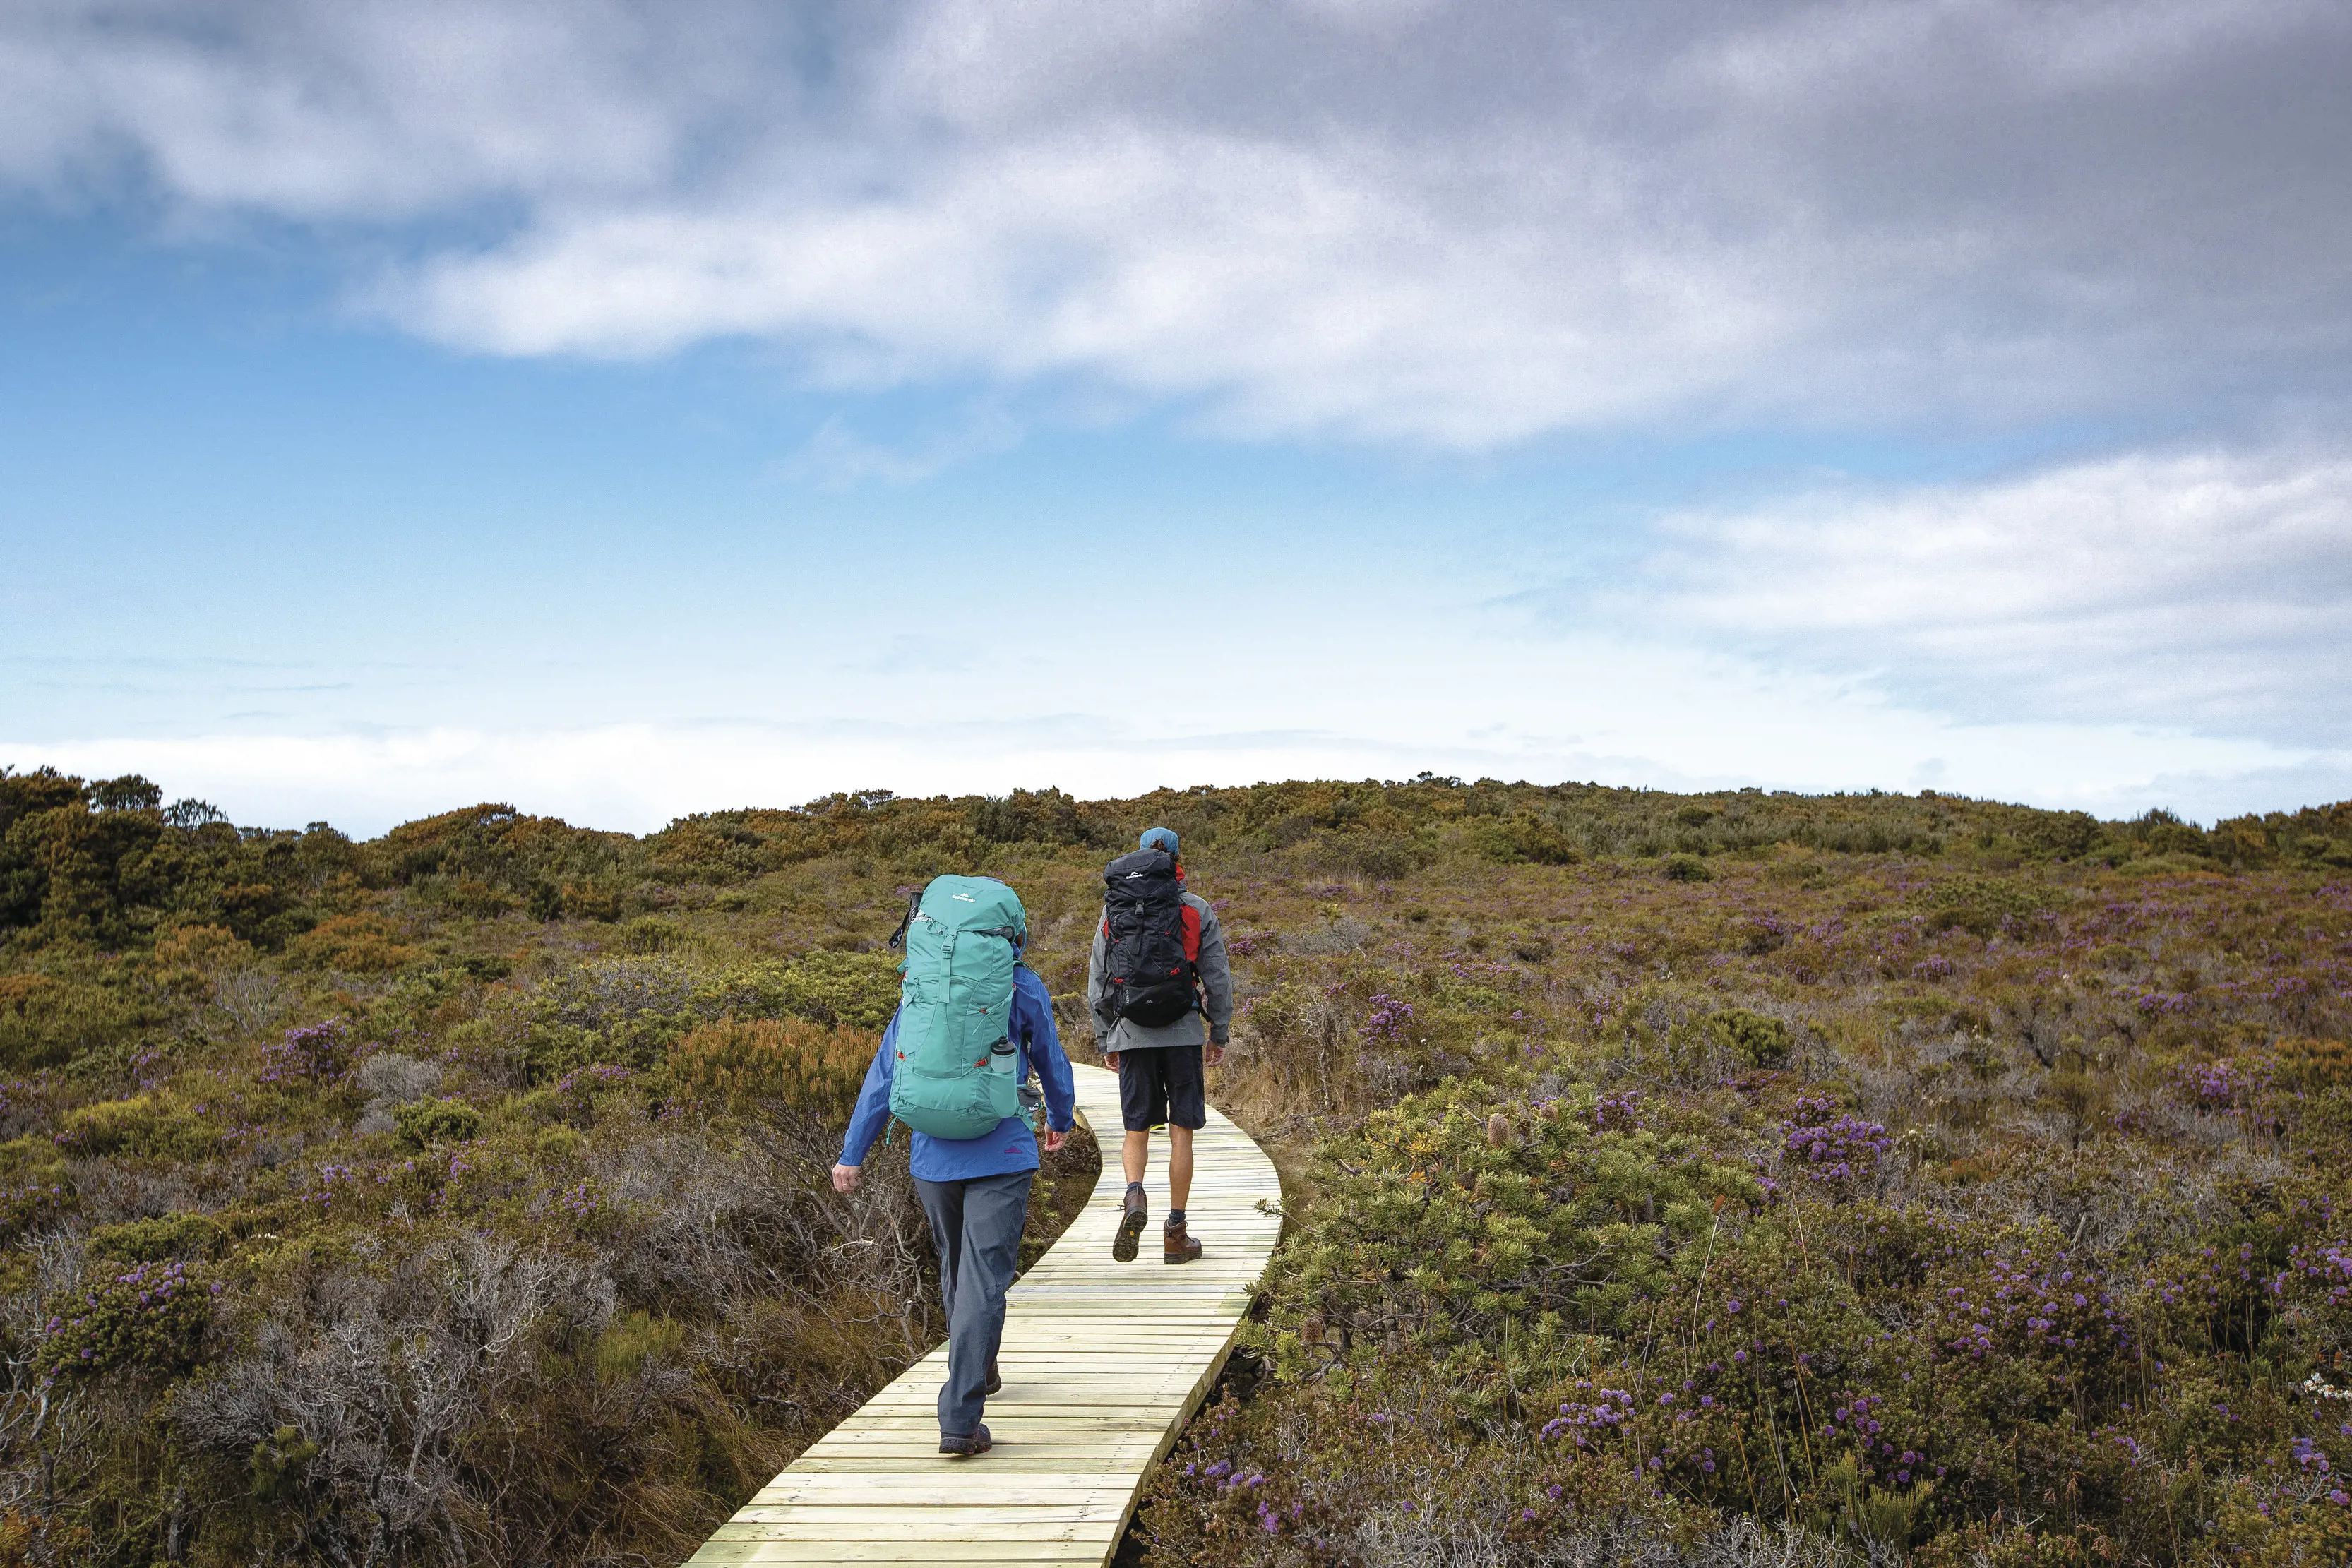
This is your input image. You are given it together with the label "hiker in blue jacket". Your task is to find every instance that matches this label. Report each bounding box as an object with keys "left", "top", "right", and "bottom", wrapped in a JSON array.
[{"left": 832, "top": 935, "right": 1076, "bottom": 1457}]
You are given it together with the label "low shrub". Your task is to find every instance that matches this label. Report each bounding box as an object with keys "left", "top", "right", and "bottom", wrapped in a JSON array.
[
  {"left": 258, "top": 1018, "right": 357, "bottom": 1089},
  {"left": 665, "top": 1017, "right": 876, "bottom": 1121},
  {"left": 37, "top": 1259, "right": 212, "bottom": 1378},
  {"left": 88, "top": 1213, "right": 225, "bottom": 1264},
  {"left": 759, "top": 950, "right": 902, "bottom": 1030},
  {"left": 284, "top": 913, "right": 423, "bottom": 972},
  {"left": 0, "top": 970, "right": 145, "bottom": 1070},
  {"left": 54, "top": 1094, "right": 221, "bottom": 1158},
  {"left": 1707, "top": 1007, "right": 1792, "bottom": 1068},
  {"left": 393, "top": 1096, "right": 484, "bottom": 1149}
]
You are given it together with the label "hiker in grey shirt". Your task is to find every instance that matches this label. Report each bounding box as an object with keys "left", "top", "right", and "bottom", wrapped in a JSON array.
[{"left": 1085, "top": 826, "right": 1233, "bottom": 1264}]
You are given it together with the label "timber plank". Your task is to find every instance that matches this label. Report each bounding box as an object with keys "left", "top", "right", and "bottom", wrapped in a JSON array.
[
  {"left": 789, "top": 1455, "right": 1163, "bottom": 1473},
  {"left": 696, "top": 1546, "right": 1118, "bottom": 1565},
  {"left": 701, "top": 1552, "right": 1116, "bottom": 1566},
  {"left": 752, "top": 1485, "right": 1138, "bottom": 1505},
  {"left": 717, "top": 1509, "right": 1125, "bottom": 1531}
]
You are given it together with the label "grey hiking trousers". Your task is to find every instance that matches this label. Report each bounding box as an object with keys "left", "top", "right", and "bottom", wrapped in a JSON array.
[{"left": 914, "top": 1169, "right": 1033, "bottom": 1438}]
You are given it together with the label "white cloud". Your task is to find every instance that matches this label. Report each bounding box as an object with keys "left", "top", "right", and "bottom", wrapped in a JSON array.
[
  {"left": 0, "top": 0, "right": 721, "bottom": 217},
  {"left": 4, "top": 1, "right": 2348, "bottom": 445},
  {"left": 388, "top": 127, "right": 1780, "bottom": 446},
  {"left": 1618, "top": 444, "right": 2352, "bottom": 741}
]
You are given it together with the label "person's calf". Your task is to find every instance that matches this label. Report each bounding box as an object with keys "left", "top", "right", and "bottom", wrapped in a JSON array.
[{"left": 1166, "top": 1125, "right": 1195, "bottom": 1211}]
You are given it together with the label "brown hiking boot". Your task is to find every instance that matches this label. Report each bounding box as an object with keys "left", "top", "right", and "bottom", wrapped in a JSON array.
[
  {"left": 938, "top": 1423, "right": 993, "bottom": 1457},
  {"left": 1164, "top": 1218, "right": 1202, "bottom": 1265},
  {"left": 1114, "top": 1184, "right": 1148, "bottom": 1262}
]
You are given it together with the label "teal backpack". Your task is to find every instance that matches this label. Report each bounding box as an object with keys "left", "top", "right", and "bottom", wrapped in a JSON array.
[{"left": 886, "top": 875, "right": 1029, "bottom": 1139}]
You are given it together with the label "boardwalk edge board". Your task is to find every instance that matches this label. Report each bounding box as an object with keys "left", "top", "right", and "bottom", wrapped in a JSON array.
[{"left": 684, "top": 1063, "right": 1281, "bottom": 1568}]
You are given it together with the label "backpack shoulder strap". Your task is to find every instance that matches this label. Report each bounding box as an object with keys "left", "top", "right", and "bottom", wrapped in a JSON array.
[{"left": 885, "top": 887, "right": 922, "bottom": 950}]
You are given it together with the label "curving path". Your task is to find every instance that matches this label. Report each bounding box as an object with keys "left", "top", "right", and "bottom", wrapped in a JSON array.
[{"left": 687, "top": 1062, "right": 1282, "bottom": 1566}]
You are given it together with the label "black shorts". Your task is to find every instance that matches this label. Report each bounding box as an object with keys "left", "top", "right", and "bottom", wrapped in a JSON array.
[{"left": 1116, "top": 1044, "right": 1205, "bottom": 1132}]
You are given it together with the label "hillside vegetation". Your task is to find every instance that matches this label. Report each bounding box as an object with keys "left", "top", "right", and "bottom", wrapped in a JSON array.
[{"left": 1, "top": 766, "right": 2350, "bottom": 1566}]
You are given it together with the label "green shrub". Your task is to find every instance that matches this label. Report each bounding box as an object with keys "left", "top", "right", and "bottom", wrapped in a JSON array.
[
  {"left": 0, "top": 1178, "right": 71, "bottom": 1243},
  {"left": 617, "top": 916, "right": 686, "bottom": 954},
  {"left": 248, "top": 1425, "right": 319, "bottom": 1504},
  {"left": 1473, "top": 814, "right": 1583, "bottom": 866},
  {"left": 1337, "top": 832, "right": 1440, "bottom": 879},
  {"left": 0, "top": 969, "right": 145, "bottom": 1070},
  {"left": 1256, "top": 1083, "right": 1761, "bottom": 1373},
  {"left": 760, "top": 949, "right": 903, "bottom": 1030},
  {"left": 592, "top": 1310, "right": 688, "bottom": 1383},
  {"left": 1927, "top": 906, "right": 1998, "bottom": 938},
  {"left": 1706, "top": 1007, "right": 1792, "bottom": 1067},
  {"left": 1663, "top": 851, "right": 1709, "bottom": 881},
  {"left": 56, "top": 1095, "right": 220, "bottom": 1158},
  {"left": 393, "top": 1096, "right": 484, "bottom": 1149},
  {"left": 2135, "top": 809, "right": 2210, "bottom": 858},
  {"left": 88, "top": 1213, "right": 225, "bottom": 1265},
  {"left": 2022, "top": 810, "right": 2099, "bottom": 859},
  {"left": 36, "top": 1258, "right": 210, "bottom": 1378}
]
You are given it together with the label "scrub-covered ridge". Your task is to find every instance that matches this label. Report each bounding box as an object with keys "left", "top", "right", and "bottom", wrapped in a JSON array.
[{"left": 2, "top": 767, "right": 2348, "bottom": 1565}]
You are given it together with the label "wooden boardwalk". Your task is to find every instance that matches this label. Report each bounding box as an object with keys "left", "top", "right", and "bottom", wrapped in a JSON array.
[{"left": 687, "top": 1063, "right": 1282, "bottom": 1566}]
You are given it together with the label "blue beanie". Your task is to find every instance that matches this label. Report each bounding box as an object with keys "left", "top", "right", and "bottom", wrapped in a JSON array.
[{"left": 1140, "top": 826, "right": 1179, "bottom": 855}]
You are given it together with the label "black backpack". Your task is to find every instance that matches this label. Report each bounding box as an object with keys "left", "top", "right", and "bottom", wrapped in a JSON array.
[{"left": 1102, "top": 848, "right": 1198, "bottom": 1027}]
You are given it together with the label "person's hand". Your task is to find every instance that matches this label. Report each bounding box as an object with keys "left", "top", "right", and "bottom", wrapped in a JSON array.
[
  {"left": 1043, "top": 1127, "right": 1068, "bottom": 1154},
  {"left": 1102, "top": 1051, "right": 1121, "bottom": 1070},
  {"left": 1205, "top": 1043, "right": 1226, "bottom": 1067},
  {"left": 831, "top": 1163, "right": 862, "bottom": 1195}
]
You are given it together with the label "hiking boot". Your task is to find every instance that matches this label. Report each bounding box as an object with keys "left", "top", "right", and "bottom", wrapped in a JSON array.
[
  {"left": 938, "top": 1423, "right": 993, "bottom": 1457},
  {"left": 1113, "top": 1184, "right": 1148, "bottom": 1262},
  {"left": 1164, "top": 1218, "right": 1203, "bottom": 1265},
  {"left": 984, "top": 1358, "right": 1001, "bottom": 1396}
]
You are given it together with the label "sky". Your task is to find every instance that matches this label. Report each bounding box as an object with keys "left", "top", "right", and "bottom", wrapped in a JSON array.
[{"left": 3, "top": 0, "right": 2349, "bottom": 836}]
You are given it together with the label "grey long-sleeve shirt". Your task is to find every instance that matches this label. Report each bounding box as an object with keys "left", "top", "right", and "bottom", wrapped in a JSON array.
[{"left": 1085, "top": 887, "right": 1234, "bottom": 1051}]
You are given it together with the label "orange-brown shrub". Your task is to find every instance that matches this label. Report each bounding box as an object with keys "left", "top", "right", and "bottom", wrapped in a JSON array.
[
  {"left": 150, "top": 923, "right": 254, "bottom": 971},
  {"left": 666, "top": 1016, "right": 876, "bottom": 1120},
  {"left": 285, "top": 913, "right": 423, "bottom": 972},
  {"left": 2276, "top": 1034, "right": 2352, "bottom": 1089},
  {"left": 0, "top": 975, "right": 59, "bottom": 1016}
]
